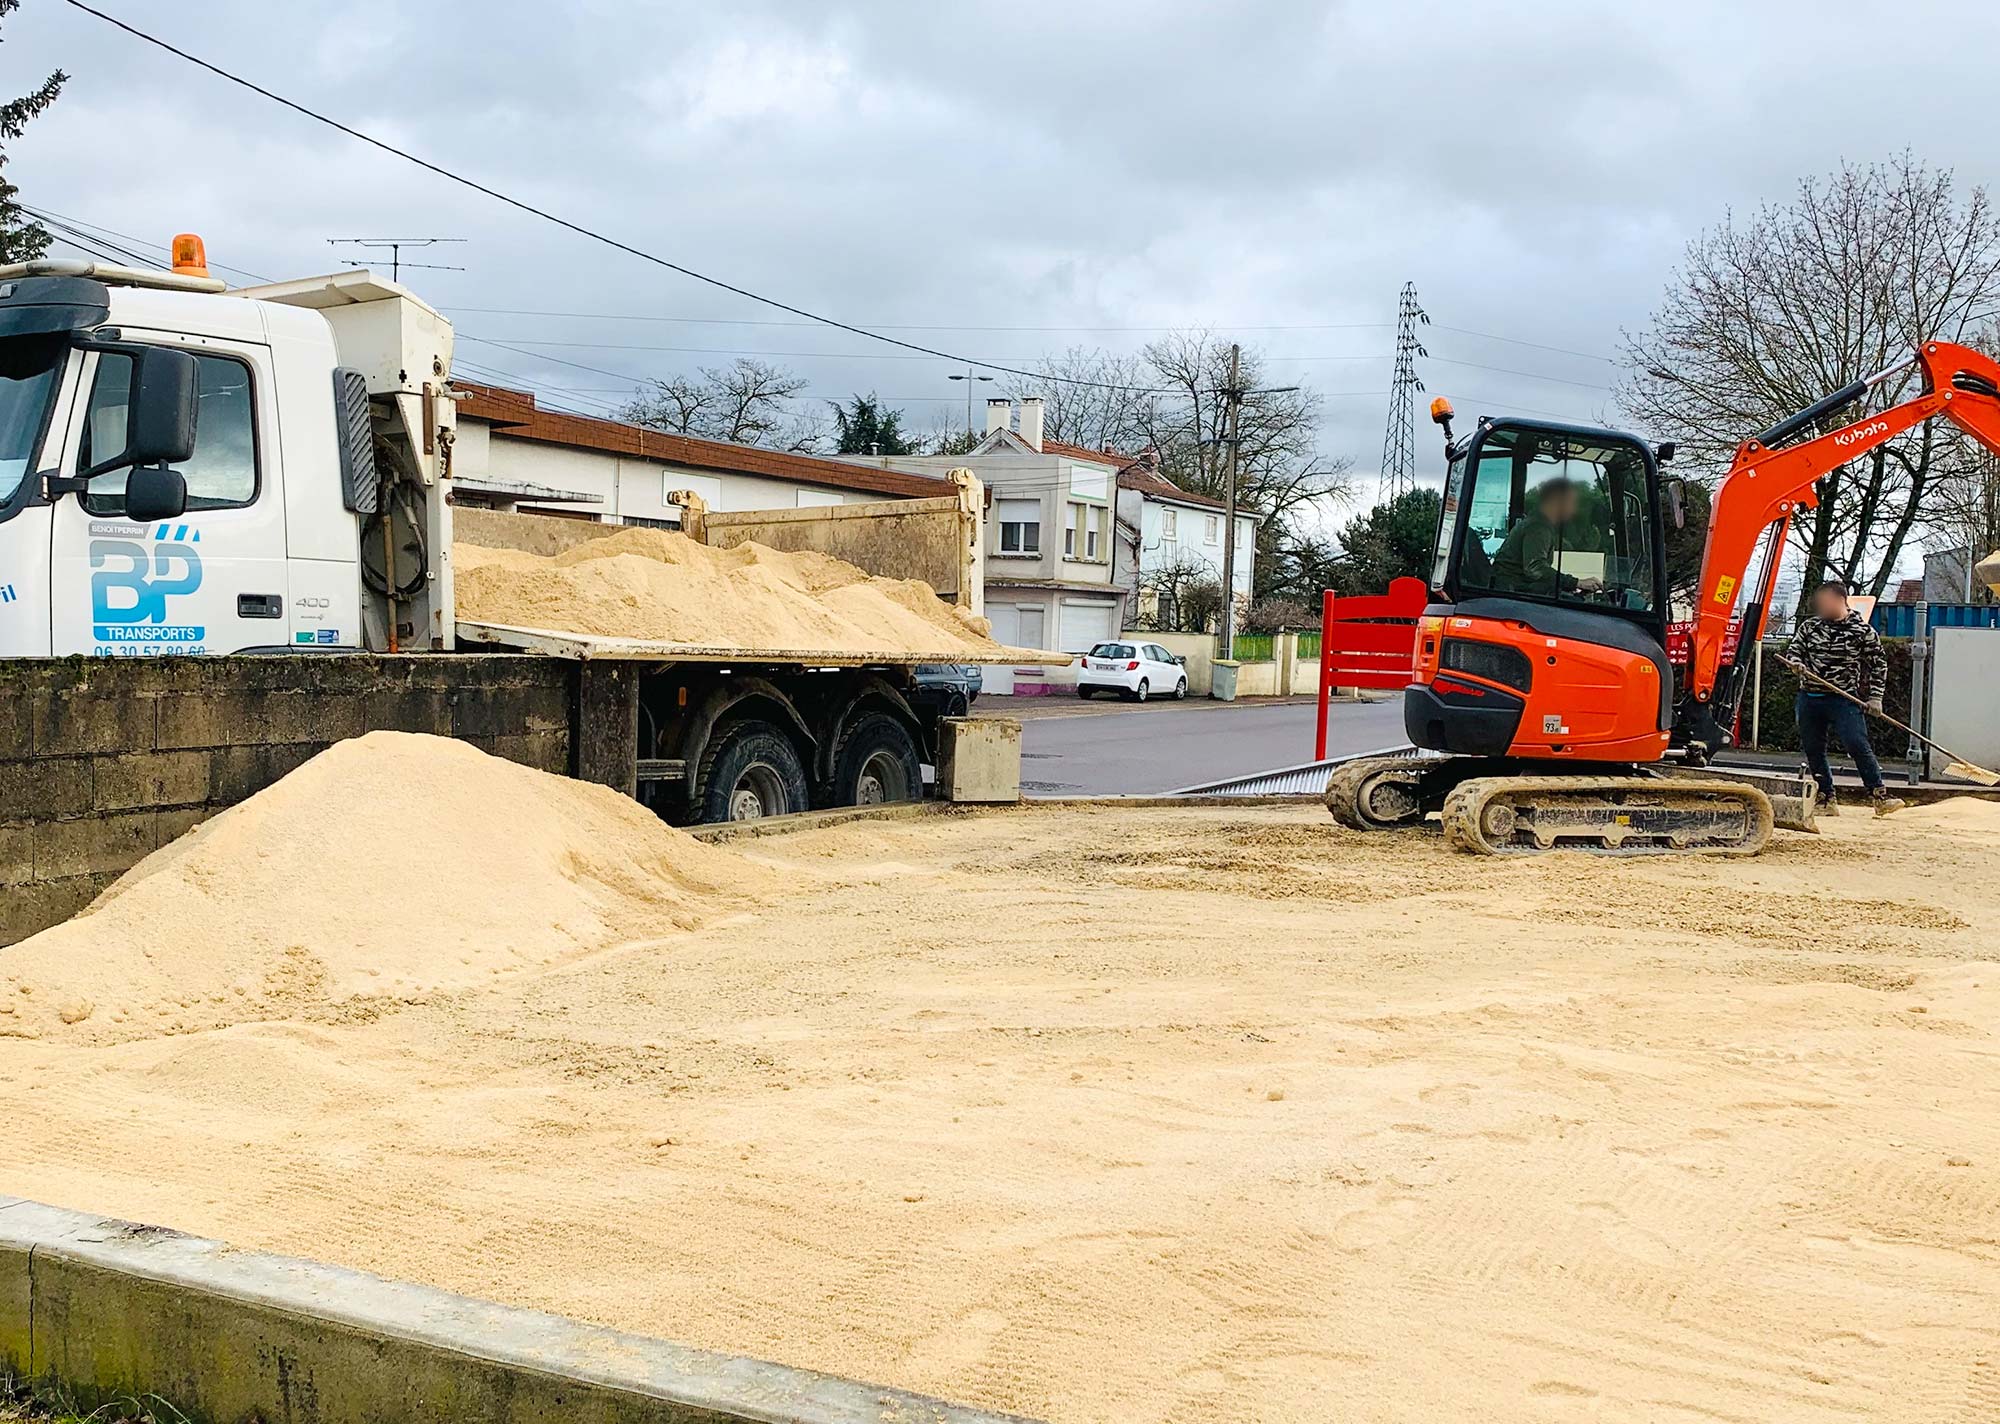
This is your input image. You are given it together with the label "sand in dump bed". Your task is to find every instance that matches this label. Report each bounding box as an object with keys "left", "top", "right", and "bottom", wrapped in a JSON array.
[
  {"left": 5, "top": 768, "right": 2000, "bottom": 1423},
  {"left": 454, "top": 527, "right": 1027, "bottom": 656},
  {"left": 0, "top": 732, "right": 770, "bottom": 1045}
]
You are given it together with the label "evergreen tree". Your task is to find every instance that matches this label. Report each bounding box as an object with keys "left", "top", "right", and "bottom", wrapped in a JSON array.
[
  {"left": 830, "top": 394, "right": 915, "bottom": 456},
  {"left": 0, "top": 0, "right": 66, "bottom": 264}
]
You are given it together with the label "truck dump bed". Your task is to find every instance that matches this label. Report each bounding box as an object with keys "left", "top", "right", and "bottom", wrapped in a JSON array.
[{"left": 449, "top": 504, "right": 1067, "bottom": 667}]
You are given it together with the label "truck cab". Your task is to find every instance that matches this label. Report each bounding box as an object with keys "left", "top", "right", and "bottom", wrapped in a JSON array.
[{"left": 0, "top": 256, "right": 440, "bottom": 658}]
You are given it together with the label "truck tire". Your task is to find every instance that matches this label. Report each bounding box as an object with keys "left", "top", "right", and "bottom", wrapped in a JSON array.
[
  {"left": 699, "top": 721, "right": 810, "bottom": 823},
  {"left": 833, "top": 712, "right": 922, "bottom": 807}
]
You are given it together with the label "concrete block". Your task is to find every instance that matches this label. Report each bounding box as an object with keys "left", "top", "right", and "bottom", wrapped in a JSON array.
[
  {"left": 0, "top": 756, "right": 93, "bottom": 821},
  {"left": 92, "top": 750, "right": 211, "bottom": 813},
  {"left": 151, "top": 807, "right": 207, "bottom": 849},
  {"left": 158, "top": 691, "right": 363, "bottom": 749},
  {"left": 453, "top": 684, "right": 569, "bottom": 740},
  {"left": 0, "top": 822, "right": 31, "bottom": 887},
  {"left": 0, "top": 683, "right": 29, "bottom": 758},
  {"left": 361, "top": 686, "right": 453, "bottom": 735},
  {"left": 208, "top": 742, "right": 325, "bottom": 804},
  {"left": 32, "top": 687, "right": 156, "bottom": 755},
  {"left": 572, "top": 661, "right": 639, "bottom": 794},
  {"left": 3, "top": 1196, "right": 1036, "bottom": 1424},
  {"left": 939, "top": 717, "right": 1020, "bottom": 803},
  {"left": 32, "top": 811, "right": 156, "bottom": 882},
  {"left": 487, "top": 731, "right": 569, "bottom": 776},
  {"left": 0, "top": 873, "right": 110, "bottom": 944}
]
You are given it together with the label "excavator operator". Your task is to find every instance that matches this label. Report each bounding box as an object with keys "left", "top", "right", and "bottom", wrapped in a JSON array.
[{"left": 1488, "top": 477, "right": 1605, "bottom": 598}]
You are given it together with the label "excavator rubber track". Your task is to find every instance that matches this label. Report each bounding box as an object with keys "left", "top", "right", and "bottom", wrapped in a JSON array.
[
  {"left": 1439, "top": 775, "right": 1774, "bottom": 857},
  {"left": 1324, "top": 754, "right": 1431, "bottom": 831}
]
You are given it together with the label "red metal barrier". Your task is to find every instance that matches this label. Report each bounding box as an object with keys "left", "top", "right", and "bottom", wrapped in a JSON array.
[{"left": 1315, "top": 576, "right": 1428, "bottom": 759}]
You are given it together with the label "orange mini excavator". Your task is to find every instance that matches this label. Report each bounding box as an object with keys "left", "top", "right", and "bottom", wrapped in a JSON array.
[{"left": 1327, "top": 340, "right": 2000, "bottom": 854}]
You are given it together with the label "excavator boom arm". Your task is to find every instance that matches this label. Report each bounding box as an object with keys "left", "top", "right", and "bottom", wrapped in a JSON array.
[{"left": 1687, "top": 340, "right": 2000, "bottom": 705}]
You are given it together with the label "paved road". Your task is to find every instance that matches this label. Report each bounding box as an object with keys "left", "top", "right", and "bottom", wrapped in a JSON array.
[{"left": 987, "top": 695, "right": 1408, "bottom": 796}]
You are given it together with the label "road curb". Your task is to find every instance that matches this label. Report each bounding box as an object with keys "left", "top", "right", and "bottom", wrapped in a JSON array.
[{"left": 0, "top": 1196, "right": 1037, "bottom": 1424}]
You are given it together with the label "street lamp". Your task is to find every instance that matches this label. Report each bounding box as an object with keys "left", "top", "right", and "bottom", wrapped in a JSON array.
[{"left": 948, "top": 369, "right": 995, "bottom": 437}]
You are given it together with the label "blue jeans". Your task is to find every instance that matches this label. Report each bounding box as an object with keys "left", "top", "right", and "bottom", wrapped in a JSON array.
[{"left": 1796, "top": 692, "right": 1884, "bottom": 796}]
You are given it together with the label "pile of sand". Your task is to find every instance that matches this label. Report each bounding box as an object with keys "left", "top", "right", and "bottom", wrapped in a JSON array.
[
  {"left": 0, "top": 732, "right": 768, "bottom": 1045},
  {"left": 7, "top": 792, "right": 1999, "bottom": 1420},
  {"left": 455, "top": 528, "right": 1024, "bottom": 657}
]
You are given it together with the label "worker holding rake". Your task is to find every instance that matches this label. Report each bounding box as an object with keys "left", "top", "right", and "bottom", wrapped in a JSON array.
[{"left": 1784, "top": 580, "right": 1906, "bottom": 817}]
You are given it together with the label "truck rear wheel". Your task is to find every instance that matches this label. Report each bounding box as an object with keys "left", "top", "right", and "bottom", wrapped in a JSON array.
[
  {"left": 833, "top": 712, "right": 922, "bottom": 807},
  {"left": 699, "top": 721, "right": 810, "bottom": 823}
]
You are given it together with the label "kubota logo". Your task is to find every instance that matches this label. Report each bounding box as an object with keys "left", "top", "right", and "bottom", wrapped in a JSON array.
[{"left": 1834, "top": 420, "right": 1889, "bottom": 448}]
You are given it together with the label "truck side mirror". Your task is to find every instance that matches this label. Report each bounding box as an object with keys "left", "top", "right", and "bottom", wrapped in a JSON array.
[
  {"left": 123, "top": 464, "right": 188, "bottom": 523},
  {"left": 125, "top": 345, "right": 200, "bottom": 468}
]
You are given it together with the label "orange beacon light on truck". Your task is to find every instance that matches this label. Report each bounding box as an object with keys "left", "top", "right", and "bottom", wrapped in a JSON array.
[{"left": 170, "top": 233, "right": 209, "bottom": 278}]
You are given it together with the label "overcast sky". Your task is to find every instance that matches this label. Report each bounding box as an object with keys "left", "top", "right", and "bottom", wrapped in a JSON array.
[{"left": 10, "top": 0, "right": 2000, "bottom": 531}]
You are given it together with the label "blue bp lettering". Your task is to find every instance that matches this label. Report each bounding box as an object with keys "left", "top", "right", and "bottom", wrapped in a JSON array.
[{"left": 90, "top": 537, "right": 206, "bottom": 642}]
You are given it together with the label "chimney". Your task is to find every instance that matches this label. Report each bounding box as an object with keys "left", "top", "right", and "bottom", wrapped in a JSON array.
[
  {"left": 1019, "top": 396, "right": 1044, "bottom": 452},
  {"left": 985, "top": 397, "right": 1012, "bottom": 437}
]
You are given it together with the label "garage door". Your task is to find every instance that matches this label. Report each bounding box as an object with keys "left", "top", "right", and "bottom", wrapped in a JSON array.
[{"left": 1059, "top": 600, "right": 1117, "bottom": 653}]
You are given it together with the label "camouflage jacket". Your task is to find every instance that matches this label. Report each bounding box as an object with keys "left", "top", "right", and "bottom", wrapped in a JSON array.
[{"left": 1785, "top": 610, "right": 1888, "bottom": 699}]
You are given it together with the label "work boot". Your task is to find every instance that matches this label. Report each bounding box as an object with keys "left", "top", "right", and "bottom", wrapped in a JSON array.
[
  {"left": 1871, "top": 789, "right": 1907, "bottom": 817},
  {"left": 1815, "top": 790, "right": 1840, "bottom": 818}
]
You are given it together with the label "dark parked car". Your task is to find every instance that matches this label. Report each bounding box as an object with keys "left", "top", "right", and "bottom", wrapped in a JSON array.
[{"left": 910, "top": 664, "right": 983, "bottom": 719}]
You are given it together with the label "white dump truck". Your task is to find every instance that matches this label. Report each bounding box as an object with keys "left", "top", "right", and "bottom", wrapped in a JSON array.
[{"left": 0, "top": 244, "right": 1045, "bottom": 823}]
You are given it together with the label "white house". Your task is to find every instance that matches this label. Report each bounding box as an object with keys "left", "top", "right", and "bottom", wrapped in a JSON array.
[
  {"left": 451, "top": 383, "right": 956, "bottom": 522},
  {"left": 1113, "top": 454, "right": 1260, "bottom": 625},
  {"left": 837, "top": 397, "right": 1131, "bottom": 692}
]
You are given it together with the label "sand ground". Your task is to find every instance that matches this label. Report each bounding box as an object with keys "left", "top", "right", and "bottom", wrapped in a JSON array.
[{"left": 3, "top": 799, "right": 1997, "bottom": 1422}]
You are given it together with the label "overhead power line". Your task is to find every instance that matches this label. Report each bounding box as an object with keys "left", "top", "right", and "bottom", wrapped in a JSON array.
[{"left": 60, "top": 0, "right": 1175, "bottom": 395}]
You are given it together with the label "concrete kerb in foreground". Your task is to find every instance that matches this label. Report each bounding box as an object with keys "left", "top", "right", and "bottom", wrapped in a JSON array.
[{"left": 0, "top": 1197, "right": 1041, "bottom": 1424}]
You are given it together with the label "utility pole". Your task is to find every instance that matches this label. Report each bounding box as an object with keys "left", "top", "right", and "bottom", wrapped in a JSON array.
[
  {"left": 1214, "top": 344, "right": 1299, "bottom": 661},
  {"left": 1220, "top": 343, "right": 1244, "bottom": 661},
  {"left": 1379, "top": 281, "right": 1429, "bottom": 500}
]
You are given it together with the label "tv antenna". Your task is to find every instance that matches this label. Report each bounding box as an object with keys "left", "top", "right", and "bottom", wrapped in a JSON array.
[{"left": 327, "top": 237, "right": 466, "bottom": 282}]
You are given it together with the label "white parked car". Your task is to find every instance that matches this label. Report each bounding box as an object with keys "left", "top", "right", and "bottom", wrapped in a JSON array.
[{"left": 1076, "top": 641, "right": 1189, "bottom": 701}]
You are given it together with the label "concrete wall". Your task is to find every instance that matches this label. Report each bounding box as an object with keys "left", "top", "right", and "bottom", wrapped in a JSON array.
[
  {"left": 1234, "top": 660, "right": 1279, "bottom": 697},
  {"left": 0, "top": 1195, "right": 1026, "bottom": 1424},
  {"left": 0, "top": 655, "right": 571, "bottom": 946},
  {"left": 1127, "top": 632, "right": 1210, "bottom": 696}
]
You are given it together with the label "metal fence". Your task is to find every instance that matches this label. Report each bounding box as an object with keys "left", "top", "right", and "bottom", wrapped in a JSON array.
[{"left": 1232, "top": 632, "right": 1275, "bottom": 661}]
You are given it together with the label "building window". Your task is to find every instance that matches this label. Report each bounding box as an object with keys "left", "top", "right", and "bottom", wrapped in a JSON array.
[
  {"left": 997, "top": 498, "right": 1040, "bottom": 555},
  {"left": 1204, "top": 514, "right": 1221, "bottom": 545},
  {"left": 1064, "top": 501, "right": 1082, "bottom": 557},
  {"left": 1160, "top": 508, "right": 1178, "bottom": 539},
  {"left": 1086, "top": 506, "right": 1103, "bottom": 560}
]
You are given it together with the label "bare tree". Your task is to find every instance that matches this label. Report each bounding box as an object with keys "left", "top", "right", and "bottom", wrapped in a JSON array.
[
  {"left": 619, "top": 358, "right": 809, "bottom": 448},
  {"left": 999, "top": 346, "right": 1153, "bottom": 452},
  {"left": 1138, "top": 550, "right": 1224, "bottom": 634},
  {"left": 1005, "top": 334, "right": 1355, "bottom": 599},
  {"left": 1619, "top": 155, "right": 2000, "bottom": 608}
]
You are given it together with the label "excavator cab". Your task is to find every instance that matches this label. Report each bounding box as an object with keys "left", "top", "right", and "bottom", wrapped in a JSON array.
[
  {"left": 1410, "top": 417, "right": 1675, "bottom": 764},
  {"left": 1431, "top": 419, "right": 1666, "bottom": 623}
]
